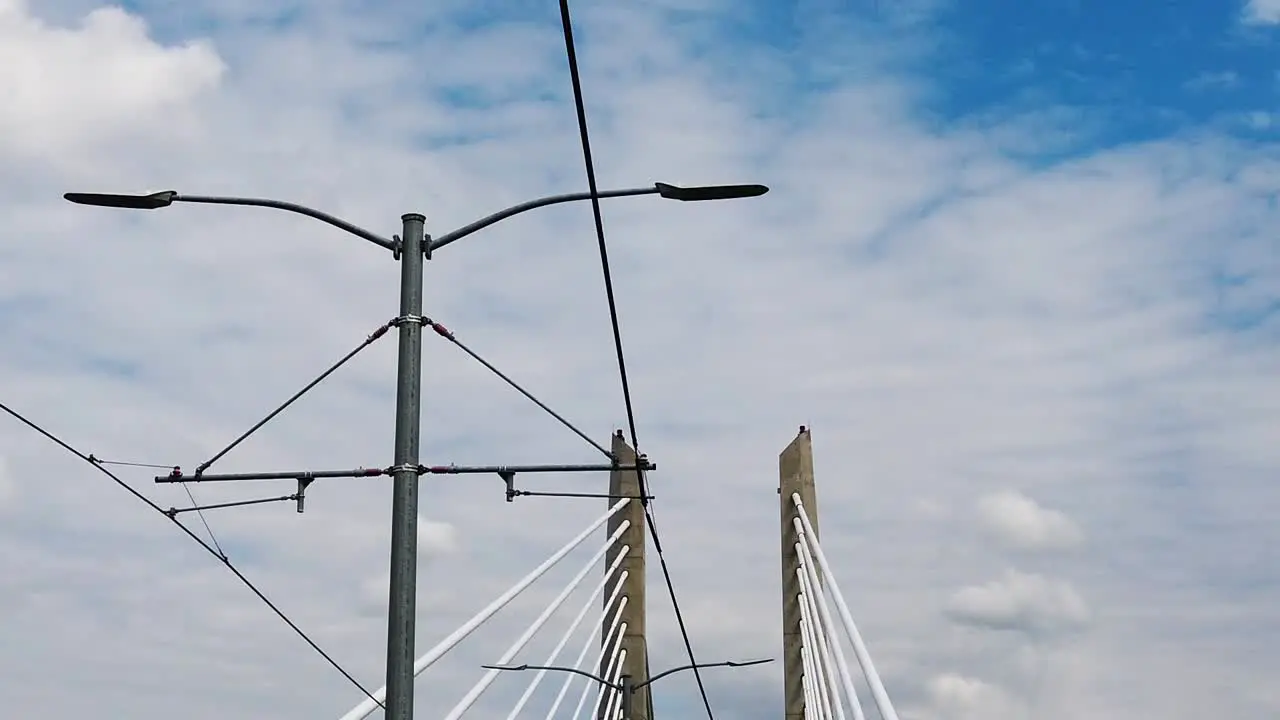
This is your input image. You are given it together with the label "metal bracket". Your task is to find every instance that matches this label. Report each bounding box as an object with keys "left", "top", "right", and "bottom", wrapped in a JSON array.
[
  {"left": 296, "top": 478, "right": 313, "bottom": 513},
  {"left": 419, "top": 461, "right": 656, "bottom": 503},
  {"left": 500, "top": 471, "right": 517, "bottom": 502}
]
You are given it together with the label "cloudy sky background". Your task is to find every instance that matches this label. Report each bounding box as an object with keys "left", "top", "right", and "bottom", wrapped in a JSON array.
[{"left": 2, "top": 0, "right": 1279, "bottom": 718}]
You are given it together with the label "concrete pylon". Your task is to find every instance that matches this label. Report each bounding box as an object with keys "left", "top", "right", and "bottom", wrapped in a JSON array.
[
  {"left": 780, "top": 426, "right": 819, "bottom": 720},
  {"left": 602, "top": 431, "right": 649, "bottom": 720}
]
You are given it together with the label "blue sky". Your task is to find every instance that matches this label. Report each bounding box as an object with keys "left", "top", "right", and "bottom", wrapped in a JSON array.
[{"left": 2, "top": 0, "right": 1279, "bottom": 719}]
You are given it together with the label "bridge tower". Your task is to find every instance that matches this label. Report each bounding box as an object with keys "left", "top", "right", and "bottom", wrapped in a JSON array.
[
  {"left": 780, "top": 426, "right": 819, "bottom": 720},
  {"left": 602, "top": 432, "right": 650, "bottom": 720}
]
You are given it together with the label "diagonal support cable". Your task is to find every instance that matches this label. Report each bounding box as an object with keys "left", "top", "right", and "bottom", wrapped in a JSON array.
[
  {"left": 195, "top": 318, "right": 396, "bottom": 476},
  {"left": 423, "top": 317, "right": 611, "bottom": 459}
]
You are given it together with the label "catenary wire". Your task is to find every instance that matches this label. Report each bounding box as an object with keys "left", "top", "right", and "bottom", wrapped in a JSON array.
[
  {"left": 87, "top": 454, "right": 224, "bottom": 553},
  {"left": 179, "top": 479, "right": 225, "bottom": 556},
  {"left": 556, "top": 3, "right": 718, "bottom": 720},
  {"left": 87, "top": 456, "right": 174, "bottom": 469},
  {"left": 0, "top": 398, "right": 384, "bottom": 710}
]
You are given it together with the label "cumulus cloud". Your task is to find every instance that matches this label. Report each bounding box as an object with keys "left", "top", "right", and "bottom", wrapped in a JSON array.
[
  {"left": 3, "top": 1, "right": 1280, "bottom": 719},
  {"left": 927, "top": 673, "right": 1019, "bottom": 720},
  {"left": 945, "top": 570, "right": 1090, "bottom": 637},
  {"left": 0, "top": 0, "right": 223, "bottom": 160},
  {"left": 977, "top": 490, "right": 1084, "bottom": 552},
  {"left": 1243, "top": 0, "right": 1280, "bottom": 24},
  {"left": 418, "top": 517, "right": 459, "bottom": 555},
  {"left": 356, "top": 516, "right": 457, "bottom": 613}
]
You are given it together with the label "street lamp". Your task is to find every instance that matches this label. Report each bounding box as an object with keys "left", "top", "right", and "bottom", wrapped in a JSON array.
[
  {"left": 483, "top": 658, "right": 774, "bottom": 720},
  {"left": 63, "top": 180, "right": 768, "bottom": 720}
]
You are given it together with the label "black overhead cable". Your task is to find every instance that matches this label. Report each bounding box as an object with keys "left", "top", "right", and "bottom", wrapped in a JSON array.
[
  {"left": 555, "top": 4, "right": 718, "bottom": 720},
  {"left": 89, "top": 454, "right": 224, "bottom": 552},
  {"left": 0, "top": 399, "right": 384, "bottom": 711}
]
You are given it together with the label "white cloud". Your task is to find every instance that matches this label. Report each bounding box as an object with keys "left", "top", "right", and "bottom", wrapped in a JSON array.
[
  {"left": 1243, "top": 0, "right": 1280, "bottom": 24},
  {"left": 418, "top": 517, "right": 459, "bottom": 556},
  {"left": 1184, "top": 71, "right": 1239, "bottom": 91},
  {"left": 356, "top": 517, "right": 456, "bottom": 614},
  {"left": 0, "top": 0, "right": 223, "bottom": 162},
  {"left": 945, "top": 570, "right": 1090, "bottom": 637},
  {"left": 926, "top": 673, "right": 1019, "bottom": 720},
  {"left": 976, "top": 490, "right": 1084, "bottom": 552},
  {"left": 1, "top": 1, "right": 1279, "bottom": 719}
]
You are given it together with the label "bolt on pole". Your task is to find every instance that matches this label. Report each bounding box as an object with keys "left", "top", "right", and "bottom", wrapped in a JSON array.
[{"left": 385, "top": 213, "right": 427, "bottom": 720}]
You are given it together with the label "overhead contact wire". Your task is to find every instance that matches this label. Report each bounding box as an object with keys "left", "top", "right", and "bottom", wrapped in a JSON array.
[
  {"left": 556, "top": 3, "right": 718, "bottom": 720},
  {"left": 0, "top": 399, "right": 384, "bottom": 710}
]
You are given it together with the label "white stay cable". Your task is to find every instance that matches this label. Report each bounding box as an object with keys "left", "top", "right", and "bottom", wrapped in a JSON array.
[
  {"left": 601, "top": 648, "right": 628, "bottom": 720},
  {"left": 800, "top": 644, "right": 818, "bottom": 720},
  {"left": 797, "top": 540, "right": 865, "bottom": 720},
  {"left": 505, "top": 548, "right": 630, "bottom": 720},
  {"left": 798, "top": 567, "right": 846, "bottom": 720},
  {"left": 576, "top": 617, "right": 627, "bottom": 720},
  {"left": 442, "top": 520, "right": 632, "bottom": 720},
  {"left": 341, "top": 497, "right": 632, "bottom": 720},
  {"left": 799, "top": 597, "right": 833, "bottom": 720},
  {"left": 546, "top": 594, "right": 628, "bottom": 720},
  {"left": 792, "top": 496, "right": 900, "bottom": 720}
]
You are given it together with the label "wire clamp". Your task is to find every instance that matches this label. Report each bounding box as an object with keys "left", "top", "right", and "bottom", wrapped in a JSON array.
[{"left": 391, "top": 315, "right": 427, "bottom": 327}]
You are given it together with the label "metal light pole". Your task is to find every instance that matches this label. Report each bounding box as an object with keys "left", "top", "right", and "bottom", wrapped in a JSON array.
[
  {"left": 64, "top": 180, "right": 768, "bottom": 720},
  {"left": 387, "top": 211, "right": 426, "bottom": 718},
  {"left": 484, "top": 658, "right": 773, "bottom": 720}
]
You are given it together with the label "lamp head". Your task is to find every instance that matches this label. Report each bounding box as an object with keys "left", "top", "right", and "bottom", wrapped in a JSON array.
[
  {"left": 654, "top": 182, "right": 769, "bottom": 201},
  {"left": 63, "top": 191, "right": 178, "bottom": 210}
]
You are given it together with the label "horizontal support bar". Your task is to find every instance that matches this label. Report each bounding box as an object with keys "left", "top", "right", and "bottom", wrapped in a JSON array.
[
  {"left": 423, "top": 462, "right": 654, "bottom": 475},
  {"left": 512, "top": 491, "right": 654, "bottom": 500},
  {"left": 164, "top": 493, "right": 298, "bottom": 517},
  {"left": 157, "top": 460, "right": 655, "bottom": 485},
  {"left": 157, "top": 467, "right": 387, "bottom": 483}
]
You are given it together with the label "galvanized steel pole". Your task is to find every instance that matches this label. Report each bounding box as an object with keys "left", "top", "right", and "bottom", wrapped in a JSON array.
[{"left": 385, "top": 212, "right": 427, "bottom": 720}]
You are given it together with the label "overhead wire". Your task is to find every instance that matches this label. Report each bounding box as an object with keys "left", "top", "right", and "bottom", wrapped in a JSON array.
[
  {"left": 0, "top": 398, "right": 384, "bottom": 710},
  {"left": 555, "top": 2, "right": 718, "bottom": 719},
  {"left": 87, "top": 454, "right": 224, "bottom": 554}
]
